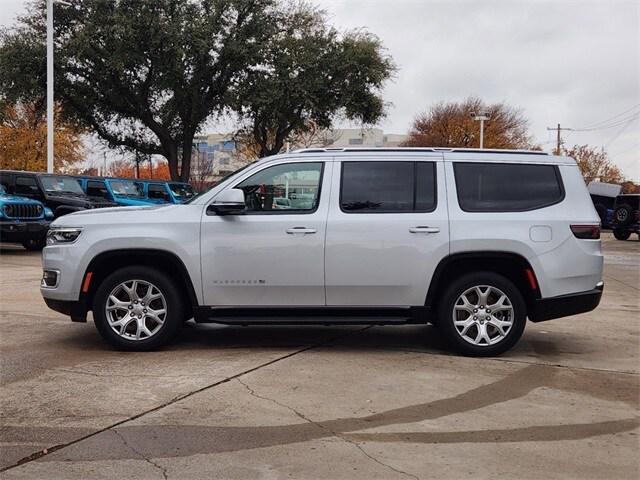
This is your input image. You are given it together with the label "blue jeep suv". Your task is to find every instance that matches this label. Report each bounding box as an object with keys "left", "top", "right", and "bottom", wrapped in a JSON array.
[
  {"left": 75, "top": 176, "right": 158, "bottom": 206},
  {"left": 0, "top": 184, "right": 53, "bottom": 250}
]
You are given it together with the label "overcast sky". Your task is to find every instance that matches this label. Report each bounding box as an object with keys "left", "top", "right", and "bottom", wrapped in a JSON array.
[{"left": 1, "top": 0, "right": 638, "bottom": 179}]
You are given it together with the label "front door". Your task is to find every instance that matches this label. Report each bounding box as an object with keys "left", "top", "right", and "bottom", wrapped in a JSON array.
[
  {"left": 325, "top": 156, "right": 449, "bottom": 306},
  {"left": 201, "top": 159, "right": 331, "bottom": 306}
]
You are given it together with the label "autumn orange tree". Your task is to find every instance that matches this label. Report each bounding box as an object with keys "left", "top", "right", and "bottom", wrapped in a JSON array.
[
  {"left": 107, "top": 158, "right": 171, "bottom": 180},
  {"left": 0, "top": 102, "right": 84, "bottom": 172},
  {"left": 562, "top": 144, "right": 624, "bottom": 185},
  {"left": 403, "top": 97, "right": 536, "bottom": 149}
]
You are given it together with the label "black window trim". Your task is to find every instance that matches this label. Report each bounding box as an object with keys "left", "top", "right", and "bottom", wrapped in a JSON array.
[
  {"left": 227, "top": 161, "right": 325, "bottom": 216},
  {"left": 339, "top": 160, "right": 438, "bottom": 214},
  {"left": 453, "top": 162, "right": 566, "bottom": 213}
]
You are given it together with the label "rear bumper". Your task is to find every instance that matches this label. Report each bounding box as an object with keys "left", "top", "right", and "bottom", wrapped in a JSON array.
[
  {"left": 0, "top": 220, "right": 50, "bottom": 243},
  {"left": 528, "top": 282, "right": 603, "bottom": 322},
  {"left": 43, "top": 298, "right": 88, "bottom": 323}
]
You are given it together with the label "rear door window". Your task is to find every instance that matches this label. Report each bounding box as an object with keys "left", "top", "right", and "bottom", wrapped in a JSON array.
[
  {"left": 86, "top": 180, "right": 110, "bottom": 199},
  {"left": 148, "top": 184, "right": 170, "bottom": 201},
  {"left": 454, "top": 162, "right": 564, "bottom": 212},
  {"left": 340, "top": 161, "right": 437, "bottom": 213},
  {"left": 15, "top": 176, "right": 41, "bottom": 197}
]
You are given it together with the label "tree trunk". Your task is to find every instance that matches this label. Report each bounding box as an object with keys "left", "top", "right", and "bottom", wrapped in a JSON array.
[
  {"left": 179, "top": 135, "right": 193, "bottom": 182},
  {"left": 165, "top": 143, "right": 180, "bottom": 181}
]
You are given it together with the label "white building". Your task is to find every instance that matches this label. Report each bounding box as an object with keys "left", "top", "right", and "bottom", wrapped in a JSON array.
[{"left": 191, "top": 128, "right": 408, "bottom": 180}]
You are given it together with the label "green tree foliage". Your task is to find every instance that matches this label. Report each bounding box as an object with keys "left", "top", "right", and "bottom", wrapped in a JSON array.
[
  {"left": 232, "top": 3, "right": 395, "bottom": 157},
  {"left": 1, "top": 0, "right": 395, "bottom": 179},
  {"left": 1, "top": 0, "right": 274, "bottom": 181}
]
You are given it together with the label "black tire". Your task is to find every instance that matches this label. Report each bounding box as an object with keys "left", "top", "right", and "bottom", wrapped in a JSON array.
[
  {"left": 614, "top": 204, "right": 633, "bottom": 227},
  {"left": 613, "top": 229, "right": 631, "bottom": 241},
  {"left": 22, "top": 238, "right": 46, "bottom": 251},
  {"left": 437, "top": 272, "right": 527, "bottom": 357},
  {"left": 92, "top": 266, "right": 185, "bottom": 351}
]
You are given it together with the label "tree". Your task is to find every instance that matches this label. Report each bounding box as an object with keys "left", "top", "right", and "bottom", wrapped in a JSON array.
[
  {"left": 0, "top": 0, "right": 275, "bottom": 181},
  {"left": 232, "top": 3, "right": 395, "bottom": 157},
  {"left": 620, "top": 180, "right": 640, "bottom": 194},
  {"left": 0, "top": 102, "right": 84, "bottom": 172},
  {"left": 108, "top": 158, "right": 170, "bottom": 180},
  {"left": 403, "top": 97, "right": 536, "bottom": 149},
  {"left": 562, "top": 144, "right": 624, "bottom": 185}
]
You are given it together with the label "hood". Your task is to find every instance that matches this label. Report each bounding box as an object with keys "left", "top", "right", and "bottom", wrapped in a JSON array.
[
  {"left": 61, "top": 203, "right": 170, "bottom": 218},
  {"left": 0, "top": 193, "right": 43, "bottom": 206},
  {"left": 111, "top": 197, "right": 160, "bottom": 207}
]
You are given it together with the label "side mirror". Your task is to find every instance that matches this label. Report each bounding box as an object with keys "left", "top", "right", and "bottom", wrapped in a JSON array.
[{"left": 209, "top": 188, "right": 246, "bottom": 215}]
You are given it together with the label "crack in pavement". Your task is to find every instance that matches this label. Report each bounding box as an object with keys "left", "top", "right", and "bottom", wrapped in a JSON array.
[
  {"left": 603, "top": 273, "right": 639, "bottom": 291},
  {"left": 236, "top": 377, "right": 421, "bottom": 480},
  {"left": 113, "top": 428, "right": 168, "bottom": 480},
  {"left": 0, "top": 327, "right": 371, "bottom": 473}
]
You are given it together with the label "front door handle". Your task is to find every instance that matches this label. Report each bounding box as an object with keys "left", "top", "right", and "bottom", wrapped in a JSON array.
[
  {"left": 286, "top": 227, "right": 317, "bottom": 235},
  {"left": 409, "top": 226, "right": 440, "bottom": 234}
]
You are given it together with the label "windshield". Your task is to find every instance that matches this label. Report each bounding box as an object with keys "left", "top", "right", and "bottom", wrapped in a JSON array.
[
  {"left": 168, "top": 183, "right": 195, "bottom": 199},
  {"left": 40, "top": 176, "right": 85, "bottom": 194},
  {"left": 109, "top": 180, "right": 144, "bottom": 197}
]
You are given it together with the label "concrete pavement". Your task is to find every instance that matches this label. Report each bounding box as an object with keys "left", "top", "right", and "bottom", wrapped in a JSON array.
[{"left": 1, "top": 233, "right": 638, "bottom": 479}]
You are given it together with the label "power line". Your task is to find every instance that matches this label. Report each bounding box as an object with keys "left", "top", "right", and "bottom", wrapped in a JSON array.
[
  {"left": 572, "top": 105, "right": 640, "bottom": 131},
  {"left": 604, "top": 115, "right": 638, "bottom": 149},
  {"left": 572, "top": 112, "right": 640, "bottom": 132}
]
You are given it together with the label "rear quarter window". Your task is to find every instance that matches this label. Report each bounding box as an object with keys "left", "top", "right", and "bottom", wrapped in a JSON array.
[{"left": 454, "top": 162, "right": 564, "bottom": 212}]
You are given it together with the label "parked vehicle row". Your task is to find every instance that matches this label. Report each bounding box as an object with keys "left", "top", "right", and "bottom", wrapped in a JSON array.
[
  {"left": 74, "top": 176, "right": 195, "bottom": 206},
  {"left": 0, "top": 170, "right": 196, "bottom": 249},
  {"left": 41, "top": 148, "right": 603, "bottom": 356}
]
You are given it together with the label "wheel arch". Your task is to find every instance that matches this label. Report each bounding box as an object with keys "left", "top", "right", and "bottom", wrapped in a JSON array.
[
  {"left": 82, "top": 248, "right": 199, "bottom": 318},
  {"left": 425, "top": 251, "right": 541, "bottom": 319}
]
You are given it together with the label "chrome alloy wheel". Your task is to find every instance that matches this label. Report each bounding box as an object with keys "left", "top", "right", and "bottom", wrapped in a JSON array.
[
  {"left": 452, "top": 285, "right": 514, "bottom": 346},
  {"left": 105, "top": 280, "right": 167, "bottom": 341}
]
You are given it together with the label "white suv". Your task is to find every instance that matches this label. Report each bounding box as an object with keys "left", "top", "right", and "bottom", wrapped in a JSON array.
[{"left": 41, "top": 148, "right": 603, "bottom": 356}]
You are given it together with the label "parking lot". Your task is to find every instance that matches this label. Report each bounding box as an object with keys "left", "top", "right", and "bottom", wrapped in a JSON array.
[{"left": 0, "top": 233, "right": 638, "bottom": 479}]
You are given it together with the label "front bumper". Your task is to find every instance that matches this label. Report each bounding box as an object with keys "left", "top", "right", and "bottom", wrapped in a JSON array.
[
  {"left": 528, "top": 282, "right": 604, "bottom": 322},
  {"left": 0, "top": 219, "right": 50, "bottom": 243},
  {"left": 43, "top": 298, "right": 88, "bottom": 323}
]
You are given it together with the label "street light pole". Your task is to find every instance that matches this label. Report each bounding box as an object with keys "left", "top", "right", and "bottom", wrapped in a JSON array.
[
  {"left": 46, "top": 0, "right": 54, "bottom": 173},
  {"left": 472, "top": 112, "right": 490, "bottom": 149},
  {"left": 46, "top": 0, "right": 71, "bottom": 174}
]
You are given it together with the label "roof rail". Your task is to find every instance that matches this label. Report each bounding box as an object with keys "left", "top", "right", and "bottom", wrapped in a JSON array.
[{"left": 292, "top": 147, "right": 549, "bottom": 155}]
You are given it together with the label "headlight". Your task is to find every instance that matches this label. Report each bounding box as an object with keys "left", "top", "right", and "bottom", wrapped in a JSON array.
[
  {"left": 46, "top": 227, "right": 82, "bottom": 245},
  {"left": 44, "top": 207, "right": 54, "bottom": 219}
]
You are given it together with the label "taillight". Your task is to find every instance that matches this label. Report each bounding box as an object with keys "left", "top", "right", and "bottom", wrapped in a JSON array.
[{"left": 570, "top": 224, "right": 600, "bottom": 239}]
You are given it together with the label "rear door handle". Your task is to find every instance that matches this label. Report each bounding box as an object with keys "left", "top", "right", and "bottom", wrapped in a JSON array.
[
  {"left": 286, "top": 227, "right": 317, "bottom": 235},
  {"left": 409, "top": 226, "right": 440, "bottom": 234}
]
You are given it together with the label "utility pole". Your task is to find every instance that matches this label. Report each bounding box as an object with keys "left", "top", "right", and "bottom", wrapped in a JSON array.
[
  {"left": 135, "top": 151, "right": 140, "bottom": 179},
  {"left": 472, "top": 112, "right": 490, "bottom": 149},
  {"left": 546, "top": 124, "right": 573, "bottom": 155}
]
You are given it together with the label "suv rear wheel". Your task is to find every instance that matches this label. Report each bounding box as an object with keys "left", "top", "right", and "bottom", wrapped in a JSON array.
[
  {"left": 93, "top": 266, "right": 185, "bottom": 351},
  {"left": 437, "top": 272, "right": 526, "bottom": 356},
  {"left": 614, "top": 204, "right": 633, "bottom": 226}
]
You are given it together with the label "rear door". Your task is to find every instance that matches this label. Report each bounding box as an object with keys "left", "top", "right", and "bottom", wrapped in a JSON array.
[{"left": 325, "top": 154, "right": 449, "bottom": 306}]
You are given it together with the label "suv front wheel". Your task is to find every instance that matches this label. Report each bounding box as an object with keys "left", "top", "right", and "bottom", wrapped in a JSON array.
[
  {"left": 437, "top": 272, "right": 526, "bottom": 356},
  {"left": 93, "top": 266, "right": 185, "bottom": 351}
]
